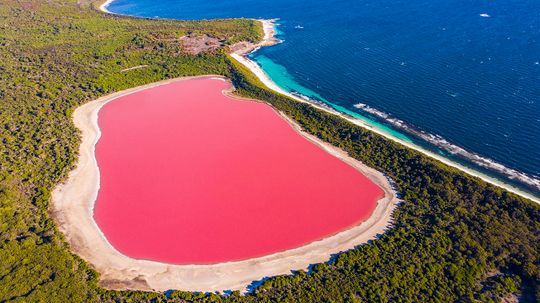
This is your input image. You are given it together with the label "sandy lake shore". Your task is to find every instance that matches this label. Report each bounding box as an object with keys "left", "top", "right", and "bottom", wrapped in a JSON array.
[{"left": 50, "top": 75, "right": 399, "bottom": 292}]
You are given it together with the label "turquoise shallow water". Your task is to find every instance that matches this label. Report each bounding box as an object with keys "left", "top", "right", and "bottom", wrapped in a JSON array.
[
  {"left": 106, "top": 0, "right": 540, "bottom": 196},
  {"left": 251, "top": 53, "right": 413, "bottom": 143}
]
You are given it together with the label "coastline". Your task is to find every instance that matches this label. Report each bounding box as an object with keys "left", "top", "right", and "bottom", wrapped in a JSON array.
[
  {"left": 230, "top": 20, "right": 540, "bottom": 205},
  {"left": 50, "top": 75, "right": 399, "bottom": 292},
  {"left": 228, "top": 19, "right": 281, "bottom": 55},
  {"left": 98, "top": 0, "right": 114, "bottom": 13}
]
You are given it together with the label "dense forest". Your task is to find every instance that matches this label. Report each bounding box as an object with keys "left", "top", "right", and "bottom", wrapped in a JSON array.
[{"left": 0, "top": 0, "right": 538, "bottom": 302}]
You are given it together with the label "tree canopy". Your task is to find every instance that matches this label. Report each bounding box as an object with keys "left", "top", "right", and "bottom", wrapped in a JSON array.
[{"left": 0, "top": 1, "right": 538, "bottom": 302}]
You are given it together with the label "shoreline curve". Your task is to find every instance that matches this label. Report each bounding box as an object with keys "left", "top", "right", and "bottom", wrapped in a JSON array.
[
  {"left": 230, "top": 20, "right": 540, "bottom": 204},
  {"left": 50, "top": 75, "right": 399, "bottom": 292},
  {"left": 98, "top": 0, "right": 114, "bottom": 13}
]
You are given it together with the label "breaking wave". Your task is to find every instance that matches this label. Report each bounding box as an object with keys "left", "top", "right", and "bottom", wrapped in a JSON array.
[{"left": 353, "top": 103, "right": 540, "bottom": 191}]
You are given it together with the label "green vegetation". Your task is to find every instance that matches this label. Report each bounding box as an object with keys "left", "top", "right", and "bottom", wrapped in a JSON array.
[{"left": 0, "top": 0, "right": 538, "bottom": 302}]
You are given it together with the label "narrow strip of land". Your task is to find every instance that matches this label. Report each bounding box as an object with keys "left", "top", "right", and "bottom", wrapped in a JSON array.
[
  {"left": 231, "top": 20, "right": 540, "bottom": 204},
  {"left": 51, "top": 75, "right": 398, "bottom": 292}
]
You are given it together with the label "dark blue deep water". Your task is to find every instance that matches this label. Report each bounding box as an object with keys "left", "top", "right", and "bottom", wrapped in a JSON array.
[{"left": 107, "top": 0, "right": 540, "bottom": 196}]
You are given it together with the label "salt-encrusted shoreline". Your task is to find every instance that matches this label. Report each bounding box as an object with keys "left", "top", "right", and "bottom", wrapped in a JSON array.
[{"left": 50, "top": 76, "right": 399, "bottom": 292}]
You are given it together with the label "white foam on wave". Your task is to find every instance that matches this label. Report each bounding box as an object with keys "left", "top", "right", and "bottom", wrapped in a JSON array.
[
  {"left": 480, "top": 13, "right": 491, "bottom": 18},
  {"left": 353, "top": 103, "right": 540, "bottom": 191}
]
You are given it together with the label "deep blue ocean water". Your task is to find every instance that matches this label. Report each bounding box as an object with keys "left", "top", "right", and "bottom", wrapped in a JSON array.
[{"left": 107, "top": 0, "right": 540, "bottom": 196}]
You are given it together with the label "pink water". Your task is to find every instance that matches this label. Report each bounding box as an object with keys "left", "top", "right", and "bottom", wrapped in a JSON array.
[{"left": 94, "top": 77, "right": 383, "bottom": 264}]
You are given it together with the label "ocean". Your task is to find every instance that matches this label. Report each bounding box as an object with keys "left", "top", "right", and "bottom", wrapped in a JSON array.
[{"left": 106, "top": 0, "right": 540, "bottom": 197}]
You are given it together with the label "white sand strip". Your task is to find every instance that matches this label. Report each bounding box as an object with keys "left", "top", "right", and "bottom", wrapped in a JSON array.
[
  {"left": 97, "top": 0, "right": 114, "bottom": 13},
  {"left": 231, "top": 20, "right": 539, "bottom": 204},
  {"left": 50, "top": 75, "right": 399, "bottom": 293}
]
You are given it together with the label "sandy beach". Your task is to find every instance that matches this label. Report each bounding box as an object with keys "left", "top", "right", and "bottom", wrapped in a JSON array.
[
  {"left": 98, "top": 0, "right": 114, "bottom": 13},
  {"left": 231, "top": 20, "right": 540, "bottom": 205},
  {"left": 50, "top": 75, "right": 398, "bottom": 292},
  {"left": 227, "top": 19, "right": 281, "bottom": 55}
]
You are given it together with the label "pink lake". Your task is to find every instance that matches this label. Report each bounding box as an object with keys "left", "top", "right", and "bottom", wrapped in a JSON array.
[{"left": 94, "top": 77, "right": 383, "bottom": 264}]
